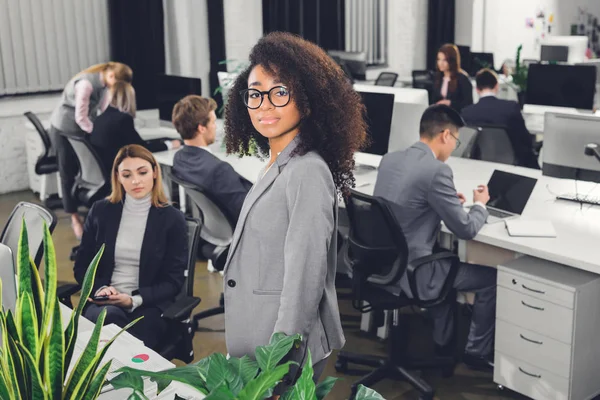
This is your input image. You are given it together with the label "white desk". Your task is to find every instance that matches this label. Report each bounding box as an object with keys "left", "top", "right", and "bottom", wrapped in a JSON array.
[{"left": 59, "top": 303, "right": 203, "bottom": 399}]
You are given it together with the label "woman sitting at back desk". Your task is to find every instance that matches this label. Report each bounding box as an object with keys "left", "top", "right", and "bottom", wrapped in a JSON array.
[
  {"left": 74, "top": 144, "right": 188, "bottom": 350},
  {"left": 91, "top": 81, "right": 181, "bottom": 176},
  {"left": 432, "top": 43, "right": 473, "bottom": 113}
]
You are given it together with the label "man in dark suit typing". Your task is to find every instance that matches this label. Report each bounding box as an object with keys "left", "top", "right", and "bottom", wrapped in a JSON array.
[
  {"left": 172, "top": 95, "right": 252, "bottom": 223},
  {"left": 374, "top": 105, "right": 496, "bottom": 371},
  {"left": 461, "top": 69, "right": 539, "bottom": 169}
]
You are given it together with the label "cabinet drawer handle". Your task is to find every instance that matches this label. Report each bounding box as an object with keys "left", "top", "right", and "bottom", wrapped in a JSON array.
[
  {"left": 521, "top": 300, "right": 544, "bottom": 311},
  {"left": 520, "top": 334, "right": 543, "bottom": 345},
  {"left": 519, "top": 367, "right": 541, "bottom": 379},
  {"left": 522, "top": 284, "right": 545, "bottom": 294}
]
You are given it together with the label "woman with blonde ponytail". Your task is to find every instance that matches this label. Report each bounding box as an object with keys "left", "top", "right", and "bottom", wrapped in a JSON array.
[{"left": 50, "top": 62, "right": 133, "bottom": 239}]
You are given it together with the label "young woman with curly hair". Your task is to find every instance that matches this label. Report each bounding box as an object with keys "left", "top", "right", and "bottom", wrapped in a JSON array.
[{"left": 222, "top": 31, "right": 367, "bottom": 384}]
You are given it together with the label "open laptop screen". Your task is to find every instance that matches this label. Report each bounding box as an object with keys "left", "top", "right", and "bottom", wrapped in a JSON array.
[{"left": 487, "top": 170, "right": 537, "bottom": 215}]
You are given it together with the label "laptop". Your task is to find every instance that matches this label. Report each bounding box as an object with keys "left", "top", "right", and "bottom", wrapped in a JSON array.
[
  {"left": 0, "top": 243, "right": 17, "bottom": 312},
  {"left": 478, "top": 170, "right": 538, "bottom": 224}
]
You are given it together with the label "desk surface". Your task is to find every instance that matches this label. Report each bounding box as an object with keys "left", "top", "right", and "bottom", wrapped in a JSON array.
[{"left": 155, "top": 144, "right": 600, "bottom": 275}]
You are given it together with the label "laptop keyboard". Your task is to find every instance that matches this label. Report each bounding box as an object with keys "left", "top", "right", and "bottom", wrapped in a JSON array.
[{"left": 488, "top": 208, "right": 514, "bottom": 219}]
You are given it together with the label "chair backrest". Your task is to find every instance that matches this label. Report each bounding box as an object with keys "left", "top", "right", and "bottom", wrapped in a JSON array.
[
  {"left": 24, "top": 111, "right": 53, "bottom": 158},
  {"left": 61, "top": 131, "right": 108, "bottom": 203},
  {"left": 168, "top": 172, "right": 235, "bottom": 247},
  {"left": 451, "top": 126, "right": 479, "bottom": 158},
  {"left": 375, "top": 72, "right": 398, "bottom": 87},
  {"left": 0, "top": 202, "right": 57, "bottom": 268},
  {"left": 0, "top": 243, "right": 17, "bottom": 313},
  {"left": 344, "top": 189, "right": 408, "bottom": 287},
  {"left": 411, "top": 70, "right": 434, "bottom": 88},
  {"left": 179, "top": 217, "right": 201, "bottom": 299},
  {"left": 470, "top": 125, "right": 517, "bottom": 165}
]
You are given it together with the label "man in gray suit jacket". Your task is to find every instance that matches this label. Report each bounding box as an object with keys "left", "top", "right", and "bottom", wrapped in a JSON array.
[{"left": 374, "top": 105, "right": 496, "bottom": 371}]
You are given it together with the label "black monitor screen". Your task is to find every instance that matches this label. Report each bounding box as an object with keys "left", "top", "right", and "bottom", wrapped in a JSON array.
[
  {"left": 526, "top": 64, "right": 596, "bottom": 110},
  {"left": 470, "top": 52, "right": 494, "bottom": 76},
  {"left": 157, "top": 75, "right": 202, "bottom": 122},
  {"left": 487, "top": 170, "right": 537, "bottom": 215},
  {"left": 540, "top": 45, "right": 569, "bottom": 62},
  {"left": 358, "top": 91, "right": 394, "bottom": 156}
]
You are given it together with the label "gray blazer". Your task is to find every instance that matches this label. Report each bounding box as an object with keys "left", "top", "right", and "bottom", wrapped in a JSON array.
[
  {"left": 223, "top": 136, "right": 345, "bottom": 367},
  {"left": 373, "top": 141, "right": 488, "bottom": 300}
]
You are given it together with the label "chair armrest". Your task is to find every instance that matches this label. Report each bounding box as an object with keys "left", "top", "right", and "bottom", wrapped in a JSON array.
[
  {"left": 161, "top": 296, "right": 201, "bottom": 321},
  {"left": 57, "top": 283, "right": 81, "bottom": 299},
  {"left": 406, "top": 251, "right": 460, "bottom": 307}
]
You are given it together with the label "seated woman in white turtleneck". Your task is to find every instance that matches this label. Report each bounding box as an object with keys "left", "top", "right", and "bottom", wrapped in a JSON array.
[{"left": 74, "top": 144, "right": 188, "bottom": 350}]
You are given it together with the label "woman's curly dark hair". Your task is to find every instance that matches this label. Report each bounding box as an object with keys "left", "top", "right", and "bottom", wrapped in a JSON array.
[{"left": 224, "top": 32, "right": 368, "bottom": 196}]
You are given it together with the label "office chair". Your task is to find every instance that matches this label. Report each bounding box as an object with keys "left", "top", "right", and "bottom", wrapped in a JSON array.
[
  {"left": 375, "top": 72, "right": 399, "bottom": 87},
  {"left": 0, "top": 244, "right": 17, "bottom": 312},
  {"left": 451, "top": 126, "right": 479, "bottom": 158},
  {"left": 24, "top": 112, "right": 62, "bottom": 207},
  {"left": 156, "top": 217, "right": 202, "bottom": 363},
  {"left": 167, "top": 172, "right": 234, "bottom": 330},
  {"left": 335, "top": 190, "right": 460, "bottom": 400},
  {"left": 412, "top": 70, "right": 435, "bottom": 103},
  {"left": 469, "top": 125, "right": 517, "bottom": 166},
  {"left": 1, "top": 201, "right": 57, "bottom": 268},
  {"left": 59, "top": 131, "right": 110, "bottom": 208}
]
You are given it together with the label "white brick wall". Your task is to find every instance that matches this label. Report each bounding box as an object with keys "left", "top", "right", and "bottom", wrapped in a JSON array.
[
  {"left": 0, "top": 116, "right": 30, "bottom": 194},
  {"left": 387, "top": 0, "right": 428, "bottom": 76}
]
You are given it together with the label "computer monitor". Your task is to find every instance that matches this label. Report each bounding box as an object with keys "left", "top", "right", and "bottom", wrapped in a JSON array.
[
  {"left": 328, "top": 50, "right": 367, "bottom": 81},
  {"left": 540, "top": 36, "right": 588, "bottom": 64},
  {"left": 353, "top": 84, "right": 429, "bottom": 105},
  {"left": 457, "top": 45, "right": 471, "bottom": 75},
  {"left": 470, "top": 52, "right": 494, "bottom": 75},
  {"left": 157, "top": 75, "right": 202, "bottom": 127},
  {"left": 526, "top": 64, "right": 596, "bottom": 110},
  {"left": 543, "top": 112, "right": 600, "bottom": 184},
  {"left": 540, "top": 45, "right": 569, "bottom": 63},
  {"left": 357, "top": 91, "right": 394, "bottom": 156}
]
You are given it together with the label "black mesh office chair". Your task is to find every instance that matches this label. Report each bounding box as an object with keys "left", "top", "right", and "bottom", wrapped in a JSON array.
[
  {"left": 156, "top": 217, "right": 202, "bottom": 362},
  {"left": 412, "top": 70, "right": 435, "bottom": 103},
  {"left": 24, "top": 112, "right": 62, "bottom": 207},
  {"left": 60, "top": 131, "right": 110, "bottom": 208},
  {"left": 335, "top": 190, "right": 460, "bottom": 400},
  {"left": 167, "top": 172, "right": 235, "bottom": 330},
  {"left": 375, "top": 72, "right": 399, "bottom": 87},
  {"left": 469, "top": 125, "right": 517, "bottom": 165},
  {"left": 451, "top": 126, "right": 479, "bottom": 158},
  {"left": 1, "top": 201, "right": 57, "bottom": 268}
]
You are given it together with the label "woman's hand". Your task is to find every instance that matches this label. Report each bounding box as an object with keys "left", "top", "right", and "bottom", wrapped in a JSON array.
[
  {"left": 436, "top": 99, "right": 451, "bottom": 106},
  {"left": 89, "top": 286, "right": 133, "bottom": 309}
]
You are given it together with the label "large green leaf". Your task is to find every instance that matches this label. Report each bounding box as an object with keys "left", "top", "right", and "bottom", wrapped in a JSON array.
[
  {"left": 228, "top": 355, "right": 259, "bottom": 385},
  {"left": 80, "top": 361, "right": 112, "bottom": 400},
  {"left": 17, "top": 292, "right": 39, "bottom": 360},
  {"left": 281, "top": 351, "right": 316, "bottom": 400},
  {"left": 205, "top": 353, "right": 243, "bottom": 394},
  {"left": 107, "top": 369, "right": 145, "bottom": 394},
  {"left": 64, "top": 245, "right": 105, "bottom": 371},
  {"left": 203, "top": 381, "right": 236, "bottom": 400},
  {"left": 40, "top": 223, "right": 57, "bottom": 347},
  {"left": 29, "top": 257, "right": 45, "bottom": 335},
  {"left": 110, "top": 365, "right": 209, "bottom": 396},
  {"left": 16, "top": 220, "right": 31, "bottom": 300},
  {"left": 44, "top": 299, "right": 63, "bottom": 400},
  {"left": 315, "top": 376, "right": 339, "bottom": 400},
  {"left": 15, "top": 342, "right": 46, "bottom": 400},
  {"left": 236, "top": 362, "right": 291, "bottom": 400},
  {"left": 63, "top": 308, "right": 107, "bottom": 399},
  {"left": 354, "top": 384, "right": 385, "bottom": 400},
  {"left": 255, "top": 333, "right": 301, "bottom": 372}
]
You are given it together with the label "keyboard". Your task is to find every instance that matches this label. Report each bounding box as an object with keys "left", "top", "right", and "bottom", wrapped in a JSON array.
[
  {"left": 556, "top": 194, "right": 600, "bottom": 206},
  {"left": 488, "top": 208, "right": 514, "bottom": 219}
]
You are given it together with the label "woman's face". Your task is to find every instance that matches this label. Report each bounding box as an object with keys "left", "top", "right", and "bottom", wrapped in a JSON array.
[
  {"left": 117, "top": 157, "right": 156, "bottom": 199},
  {"left": 437, "top": 52, "right": 449, "bottom": 72},
  {"left": 245, "top": 65, "right": 302, "bottom": 140}
]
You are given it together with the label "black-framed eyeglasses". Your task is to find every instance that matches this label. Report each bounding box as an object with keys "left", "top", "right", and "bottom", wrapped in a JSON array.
[
  {"left": 449, "top": 131, "right": 461, "bottom": 149},
  {"left": 240, "top": 86, "right": 291, "bottom": 109}
]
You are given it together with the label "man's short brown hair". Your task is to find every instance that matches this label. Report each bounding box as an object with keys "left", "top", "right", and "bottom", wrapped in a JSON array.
[{"left": 172, "top": 95, "right": 217, "bottom": 140}]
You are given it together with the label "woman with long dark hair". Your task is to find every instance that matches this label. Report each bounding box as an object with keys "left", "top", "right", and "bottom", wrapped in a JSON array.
[{"left": 432, "top": 44, "right": 473, "bottom": 112}]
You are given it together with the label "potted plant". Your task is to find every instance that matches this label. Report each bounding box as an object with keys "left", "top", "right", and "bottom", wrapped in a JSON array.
[
  {"left": 511, "top": 44, "right": 528, "bottom": 109},
  {"left": 0, "top": 221, "right": 140, "bottom": 399}
]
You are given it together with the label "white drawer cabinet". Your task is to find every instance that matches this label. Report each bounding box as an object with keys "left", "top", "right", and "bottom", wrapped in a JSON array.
[{"left": 494, "top": 256, "right": 600, "bottom": 400}]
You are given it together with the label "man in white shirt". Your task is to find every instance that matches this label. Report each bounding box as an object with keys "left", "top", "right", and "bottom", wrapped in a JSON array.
[{"left": 374, "top": 104, "right": 495, "bottom": 371}]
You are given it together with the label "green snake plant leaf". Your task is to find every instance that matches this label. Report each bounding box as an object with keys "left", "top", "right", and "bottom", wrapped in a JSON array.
[
  {"left": 16, "top": 219, "right": 31, "bottom": 300},
  {"left": 354, "top": 384, "right": 386, "bottom": 400},
  {"left": 29, "top": 257, "right": 45, "bottom": 334},
  {"left": 17, "top": 291, "right": 39, "bottom": 361},
  {"left": 80, "top": 360, "right": 112, "bottom": 400},
  {"left": 7, "top": 334, "right": 28, "bottom": 400},
  {"left": 236, "top": 362, "right": 291, "bottom": 400},
  {"left": 63, "top": 308, "right": 107, "bottom": 400},
  {"left": 281, "top": 351, "right": 316, "bottom": 400},
  {"left": 4, "top": 310, "right": 19, "bottom": 342},
  {"left": 15, "top": 341, "right": 46, "bottom": 400},
  {"left": 315, "top": 376, "right": 340, "bottom": 400},
  {"left": 40, "top": 223, "right": 57, "bottom": 346},
  {"left": 0, "top": 367, "right": 13, "bottom": 400},
  {"left": 255, "top": 333, "right": 302, "bottom": 372},
  {"left": 3, "top": 330, "right": 23, "bottom": 399},
  {"left": 64, "top": 245, "right": 104, "bottom": 372},
  {"left": 44, "top": 299, "right": 64, "bottom": 400}
]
